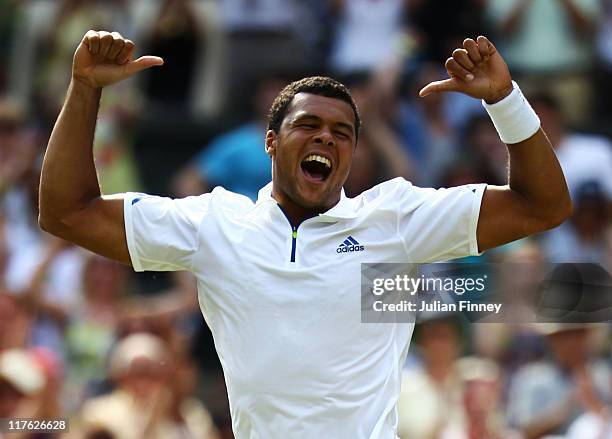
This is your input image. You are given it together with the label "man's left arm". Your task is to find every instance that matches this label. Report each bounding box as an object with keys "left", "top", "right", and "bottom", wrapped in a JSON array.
[{"left": 420, "top": 36, "right": 572, "bottom": 253}]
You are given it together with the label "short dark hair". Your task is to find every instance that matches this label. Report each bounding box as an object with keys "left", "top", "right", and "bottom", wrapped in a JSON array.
[{"left": 267, "top": 76, "right": 361, "bottom": 141}]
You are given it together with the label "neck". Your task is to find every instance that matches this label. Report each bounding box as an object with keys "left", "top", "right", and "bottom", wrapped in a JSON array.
[
  {"left": 278, "top": 202, "right": 316, "bottom": 227},
  {"left": 271, "top": 183, "right": 343, "bottom": 226},
  {"left": 272, "top": 189, "right": 319, "bottom": 227}
]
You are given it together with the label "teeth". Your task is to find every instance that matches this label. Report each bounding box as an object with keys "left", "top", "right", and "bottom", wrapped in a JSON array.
[{"left": 303, "top": 154, "right": 331, "bottom": 169}]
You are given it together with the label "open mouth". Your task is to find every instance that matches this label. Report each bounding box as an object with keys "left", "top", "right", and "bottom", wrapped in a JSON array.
[{"left": 300, "top": 154, "right": 332, "bottom": 183}]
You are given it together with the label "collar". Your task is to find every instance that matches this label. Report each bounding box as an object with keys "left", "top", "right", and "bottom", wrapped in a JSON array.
[{"left": 256, "top": 182, "right": 358, "bottom": 221}]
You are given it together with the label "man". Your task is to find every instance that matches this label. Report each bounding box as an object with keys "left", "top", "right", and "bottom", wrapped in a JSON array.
[
  {"left": 507, "top": 324, "right": 611, "bottom": 438},
  {"left": 39, "top": 30, "right": 571, "bottom": 438},
  {"left": 486, "top": 0, "right": 600, "bottom": 125},
  {"left": 397, "top": 315, "right": 464, "bottom": 439},
  {"left": 0, "top": 348, "right": 46, "bottom": 420},
  {"left": 529, "top": 93, "right": 612, "bottom": 202},
  {"left": 78, "top": 333, "right": 219, "bottom": 439}
]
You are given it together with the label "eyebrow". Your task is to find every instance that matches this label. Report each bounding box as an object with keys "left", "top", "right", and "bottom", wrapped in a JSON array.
[{"left": 291, "top": 114, "right": 355, "bottom": 135}]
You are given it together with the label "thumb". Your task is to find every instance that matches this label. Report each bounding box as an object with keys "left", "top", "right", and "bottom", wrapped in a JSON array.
[
  {"left": 418, "top": 79, "right": 459, "bottom": 97},
  {"left": 124, "top": 56, "right": 164, "bottom": 75}
]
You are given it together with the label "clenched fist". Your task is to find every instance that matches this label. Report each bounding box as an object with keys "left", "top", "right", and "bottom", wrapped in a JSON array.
[
  {"left": 72, "top": 30, "right": 163, "bottom": 89},
  {"left": 419, "top": 36, "right": 513, "bottom": 104}
]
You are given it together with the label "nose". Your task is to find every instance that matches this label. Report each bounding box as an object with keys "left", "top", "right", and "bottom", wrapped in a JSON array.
[{"left": 314, "top": 127, "right": 335, "bottom": 146}]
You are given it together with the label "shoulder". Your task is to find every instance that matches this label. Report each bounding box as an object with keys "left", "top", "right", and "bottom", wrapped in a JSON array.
[
  {"left": 353, "top": 177, "right": 482, "bottom": 211},
  {"left": 203, "top": 186, "right": 258, "bottom": 220},
  {"left": 336, "top": 178, "right": 415, "bottom": 219},
  {"left": 126, "top": 192, "right": 210, "bottom": 213},
  {"left": 125, "top": 187, "right": 255, "bottom": 220},
  {"left": 208, "top": 186, "right": 254, "bottom": 206},
  {"left": 353, "top": 177, "right": 414, "bottom": 206}
]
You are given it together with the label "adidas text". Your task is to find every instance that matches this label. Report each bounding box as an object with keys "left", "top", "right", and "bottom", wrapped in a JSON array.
[{"left": 337, "top": 245, "right": 365, "bottom": 253}]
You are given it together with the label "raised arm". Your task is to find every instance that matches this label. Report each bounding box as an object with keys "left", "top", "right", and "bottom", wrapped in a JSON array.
[
  {"left": 419, "top": 36, "right": 572, "bottom": 252},
  {"left": 38, "top": 31, "right": 163, "bottom": 264}
]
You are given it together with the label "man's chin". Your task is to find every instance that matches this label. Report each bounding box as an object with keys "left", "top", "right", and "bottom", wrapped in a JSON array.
[{"left": 294, "top": 185, "right": 338, "bottom": 212}]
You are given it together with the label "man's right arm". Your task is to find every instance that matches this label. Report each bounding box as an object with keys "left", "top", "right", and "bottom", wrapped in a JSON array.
[{"left": 38, "top": 30, "right": 163, "bottom": 265}]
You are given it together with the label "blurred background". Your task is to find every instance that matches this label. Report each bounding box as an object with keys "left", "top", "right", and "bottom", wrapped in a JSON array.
[{"left": 0, "top": 0, "right": 610, "bottom": 438}]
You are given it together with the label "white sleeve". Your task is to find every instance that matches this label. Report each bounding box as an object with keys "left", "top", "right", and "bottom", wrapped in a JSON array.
[
  {"left": 398, "top": 182, "right": 486, "bottom": 262},
  {"left": 123, "top": 192, "right": 211, "bottom": 272}
]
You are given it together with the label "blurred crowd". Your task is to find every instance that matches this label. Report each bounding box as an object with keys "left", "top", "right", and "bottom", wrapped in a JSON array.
[{"left": 0, "top": 0, "right": 611, "bottom": 438}]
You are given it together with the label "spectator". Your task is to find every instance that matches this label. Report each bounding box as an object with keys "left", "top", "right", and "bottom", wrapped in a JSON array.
[
  {"left": 91, "top": 94, "right": 144, "bottom": 196},
  {"left": 38, "top": 0, "right": 131, "bottom": 120},
  {"left": 397, "top": 315, "right": 466, "bottom": 439},
  {"left": 15, "top": 237, "right": 84, "bottom": 361},
  {"left": 486, "top": 0, "right": 601, "bottom": 125},
  {"left": 0, "top": 100, "right": 86, "bottom": 348},
  {"left": 0, "top": 97, "right": 43, "bottom": 293},
  {"left": 595, "top": 0, "right": 612, "bottom": 120},
  {"left": 460, "top": 114, "right": 508, "bottom": 186},
  {"left": 441, "top": 357, "right": 523, "bottom": 439},
  {"left": 173, "top": 75, "right": 287, "bottom": 201},
  {"left": 408, "top": 0, "right": 488, "bottom": 63},
  {"left": 398, "top": 64, "right": 463, "bottom": 186},
  {"left": 62, "top": 255, "right": 128, "bottom": 408},
  {"left": 328, "top": 0, "right": 407, "bottom": 75},
  {"left": 217, "top": 0, "right": 312, "bottom": 117},
  {"left": 341, "top": 72, "right": 414, "bottom": 196},
  {"left": 5, "top": 0, "right": 59, "bottom": 114},
  {"left": 0, "top": 0, "right": 20, "bottom": 92},
  {"left": 11, "top": 252, "right": 143, "bottom": 411},
  {"left": 506, "top": 324, "right": 611, "bottom": 438},
  {"left": 0, "top": 293, "right": 33, "bottom": 352},
  {"left": 530, "top": 93, "right": 612, "bottom": 265},
  {"left": 469, "top": 242, "right": 549, "bottom": 375},
  {"left": 130, "top": 0, "right": 224, "bottom": 117},
  {"left": 0, "top": 349, "right": 46, "bottom": 419},
  {"left": 168, "top": 349, "right": 221, "bottom": 439},
  {"left": 30, "top": 347, "right": 63, "bottom": 420},
  {"left": 142, "top": 0, "right": 205, "bottom": 112},
  {"left": 530, "top": 93, "right": 612, "bottom": 202},
  {"left": 543, "top": 180, "right": 611, "bottom": 267},
  {"left": 77, "top": 332, "right": 218, "bottom": 439}
]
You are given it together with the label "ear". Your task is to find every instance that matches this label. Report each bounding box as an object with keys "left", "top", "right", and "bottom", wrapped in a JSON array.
[{"left": 265, "top": 130, "right": 277, "bottom": 158}]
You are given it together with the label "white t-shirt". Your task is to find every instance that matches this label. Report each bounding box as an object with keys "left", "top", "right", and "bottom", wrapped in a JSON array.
[{"left": 123, "top": 177, "right": 485, "bottom": 439}]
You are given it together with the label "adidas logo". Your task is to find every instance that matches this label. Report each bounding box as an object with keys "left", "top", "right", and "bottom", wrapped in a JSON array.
[{"left": 336, "top": 236, "right": 365, "bottom": 253}]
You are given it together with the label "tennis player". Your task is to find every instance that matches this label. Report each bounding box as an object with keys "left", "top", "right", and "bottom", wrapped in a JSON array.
[{"left": 39, "top": 30, "right": 571, "bottom": 438}]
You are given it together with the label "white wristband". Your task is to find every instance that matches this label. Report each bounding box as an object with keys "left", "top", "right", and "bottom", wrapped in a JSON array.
[{"left": 482, "top": 81, "right": 540, "bottom": 145}]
